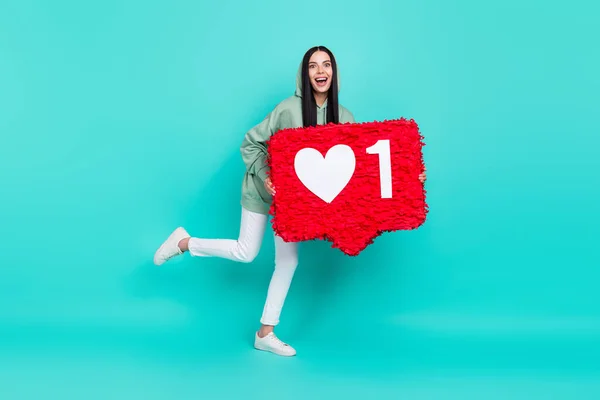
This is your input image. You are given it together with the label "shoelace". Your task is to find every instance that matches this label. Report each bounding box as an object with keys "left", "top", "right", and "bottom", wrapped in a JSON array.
[
  {"left": 164, "top": 244, "right": 183, "bottom": 260},
  {"left": 269, "top": 334, "right": 288, "bottom": 347}
]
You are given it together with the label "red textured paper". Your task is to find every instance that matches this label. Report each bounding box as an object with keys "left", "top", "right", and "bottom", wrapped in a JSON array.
[{"left": 267, "top": 118, "right": 427, "bottom": 256}]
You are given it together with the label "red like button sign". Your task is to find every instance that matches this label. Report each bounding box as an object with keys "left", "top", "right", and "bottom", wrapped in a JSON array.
[{"left": 267, "top": 118, "right": 428, "bottom": 256}]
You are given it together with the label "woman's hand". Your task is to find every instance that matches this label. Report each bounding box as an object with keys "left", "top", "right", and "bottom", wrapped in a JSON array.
[
  {"left": 264, "top": 177, "right": 276, "bottom": 196},
  {"left": 419, "top": 168, "right": 427, "bottom": 184}
]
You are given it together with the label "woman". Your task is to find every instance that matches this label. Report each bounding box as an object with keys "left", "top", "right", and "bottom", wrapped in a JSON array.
[{"left": 154, "top": 46, "right": 426, "bottom": 357}]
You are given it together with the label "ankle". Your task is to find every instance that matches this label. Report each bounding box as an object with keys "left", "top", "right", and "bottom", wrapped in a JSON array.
[
  {"left": 178, "top": 237, "right": 190, "bottom": 252},
  {"left": 258, "top": 325, "right": 274, "bottom": 338}
]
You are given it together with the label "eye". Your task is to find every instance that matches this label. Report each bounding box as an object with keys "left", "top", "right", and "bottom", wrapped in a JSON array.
[{"left": 324, "top": 62, "right": 331, "bottom": 68}]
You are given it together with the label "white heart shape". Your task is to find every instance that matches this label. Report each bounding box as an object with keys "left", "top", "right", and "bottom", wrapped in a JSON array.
[{"left": 294, "top": 144, "right": 356, "bottom": 203}]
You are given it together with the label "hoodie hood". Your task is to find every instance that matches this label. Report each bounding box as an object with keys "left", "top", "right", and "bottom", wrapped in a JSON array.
[{"left": 294, "top": 61, "right": 340, "bottom": 98}]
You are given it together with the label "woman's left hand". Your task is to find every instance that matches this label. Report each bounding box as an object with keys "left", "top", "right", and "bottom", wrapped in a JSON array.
[{"left": 419, "top": 168, "right": 427, "bottom": 184}]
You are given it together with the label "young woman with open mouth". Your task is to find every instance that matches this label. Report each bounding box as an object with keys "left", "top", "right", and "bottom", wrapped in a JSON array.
[{"left": 153, "top": 46, "right": 426, "bottom": 357}]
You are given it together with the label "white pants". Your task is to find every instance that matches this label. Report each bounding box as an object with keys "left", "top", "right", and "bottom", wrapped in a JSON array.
[{"left": 187, "top": 207, "right": 299, "bottom": 326}]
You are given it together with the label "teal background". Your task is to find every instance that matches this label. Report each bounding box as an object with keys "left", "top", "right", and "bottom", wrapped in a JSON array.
[{"left": 1, "top": 0, "right": 599, "bottom": 398}]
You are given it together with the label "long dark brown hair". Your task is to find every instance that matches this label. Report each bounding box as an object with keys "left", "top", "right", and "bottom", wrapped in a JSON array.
[{"left": 301, "top": 46, "right": 339, "bottom": 127}]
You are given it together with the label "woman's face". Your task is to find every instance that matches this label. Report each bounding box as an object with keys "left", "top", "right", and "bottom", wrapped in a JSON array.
[{"left": 308, "top": 51, "right": 333, "bottom": 95}]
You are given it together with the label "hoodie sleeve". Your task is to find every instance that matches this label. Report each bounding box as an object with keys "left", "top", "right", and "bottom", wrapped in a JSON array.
[
  {"left": 240, "top": 108, "right": 279, "bottom": 182},
  {"left": 340, "top": 107, "right": 355, "bottom": 123}
]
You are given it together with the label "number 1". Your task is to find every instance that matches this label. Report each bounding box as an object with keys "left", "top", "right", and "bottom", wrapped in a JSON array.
[{"left": 366, "top": 140, "right": 392, "bottom": 198}]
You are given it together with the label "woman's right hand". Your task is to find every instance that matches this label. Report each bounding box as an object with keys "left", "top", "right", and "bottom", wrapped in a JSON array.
[{"left": 264, "top": 177, "right": 276, "bottom": 196}]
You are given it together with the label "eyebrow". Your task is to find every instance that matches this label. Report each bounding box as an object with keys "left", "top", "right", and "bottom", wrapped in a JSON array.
[{"left": 309, "top": 60, "right": 331, "bottom": 65}]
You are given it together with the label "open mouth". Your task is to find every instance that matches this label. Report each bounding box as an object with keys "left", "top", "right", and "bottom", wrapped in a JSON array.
[{"left": 315, "top": 77, "right": 328, "bottom": 86}]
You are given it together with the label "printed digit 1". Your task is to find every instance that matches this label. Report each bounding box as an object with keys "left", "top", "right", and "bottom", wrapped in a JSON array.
[{"left": 366, "top": 139, "right": 392, "bottom": 198}]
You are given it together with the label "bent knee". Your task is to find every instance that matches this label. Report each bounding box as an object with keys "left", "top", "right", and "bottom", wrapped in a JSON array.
[
  {"left": 239, "top": 254, "right": 256, "bottom": 263},
  {"left": 237, "top": 247, "right": 259, "bottom": 263}
]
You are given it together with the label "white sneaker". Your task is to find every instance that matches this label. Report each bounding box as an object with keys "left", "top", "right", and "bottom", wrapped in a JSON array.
[
  {"left": 153, "top": 227, "right": 190, "bottom": 266},
  {"left": 254, "top": 332, "right": 296, "bottom": 357}
]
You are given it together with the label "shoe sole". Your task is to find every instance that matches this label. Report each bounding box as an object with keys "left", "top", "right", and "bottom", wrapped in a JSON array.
[{"left": 254, "top": 343, "right": 296, "bottom": 357}]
